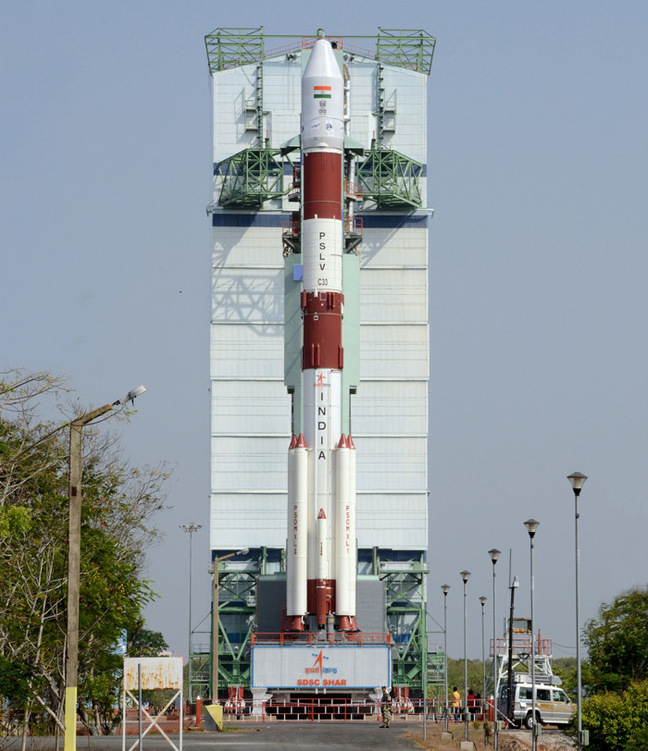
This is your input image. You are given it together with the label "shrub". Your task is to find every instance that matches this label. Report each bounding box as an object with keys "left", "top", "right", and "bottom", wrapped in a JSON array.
[{"left": 575, "top": 679, "right": 648, "bottom": 750}]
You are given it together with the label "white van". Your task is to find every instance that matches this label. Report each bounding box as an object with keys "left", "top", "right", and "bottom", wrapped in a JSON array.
[{"left": 498, "top": 676, "right": 574, "bottom": 728}]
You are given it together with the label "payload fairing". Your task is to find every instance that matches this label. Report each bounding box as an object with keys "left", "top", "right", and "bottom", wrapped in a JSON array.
[{"left": 285, "top": 38, "right": 359, "bottom": 633}]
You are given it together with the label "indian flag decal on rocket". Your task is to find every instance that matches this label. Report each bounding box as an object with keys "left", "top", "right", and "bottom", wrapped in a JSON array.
[{"left": 313, "top": 85, "right": 332, "bottom": 99}]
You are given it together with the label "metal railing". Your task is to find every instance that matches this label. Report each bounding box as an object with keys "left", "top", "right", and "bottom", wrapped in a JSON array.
[
  {"left": 251, "top": 631, "right": 391, "bottom": 646},
  {"left": 209, "top": 697, "right": 505, "bottom": 723},
  {"left": 492, "top": 636, "right": 553, "bottom": 656}
]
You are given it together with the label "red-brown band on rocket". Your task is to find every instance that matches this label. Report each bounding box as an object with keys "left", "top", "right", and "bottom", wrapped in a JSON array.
[{"left": 303, "top": 151, "right": 343, "bottom": 221}]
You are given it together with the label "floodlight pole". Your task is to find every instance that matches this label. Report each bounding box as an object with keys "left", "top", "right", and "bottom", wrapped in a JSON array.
[{"left": 180, "top": 522, "right": 202, "bottom": 700}]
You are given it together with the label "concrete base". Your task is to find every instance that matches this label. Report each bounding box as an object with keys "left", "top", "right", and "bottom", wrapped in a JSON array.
[
  {"left": 251, "top": 689, "right": 272, "bottom": 717},
  {"left": 460, "top": 743, "right": 475, "bottom": 751},
  {"left": 441, "top": 732, "right": 453, "bottom": 740}
]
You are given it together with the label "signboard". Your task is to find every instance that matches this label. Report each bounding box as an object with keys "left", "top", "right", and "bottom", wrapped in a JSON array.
[
  {"left": 122, "top": 657, "right": 184, "bottom": 751},
  {"left": 123, "top": 657, "right": 183, "bottom": 690},
  {"left": 251, "top": 645, "right": 390, "bottom": 689}
]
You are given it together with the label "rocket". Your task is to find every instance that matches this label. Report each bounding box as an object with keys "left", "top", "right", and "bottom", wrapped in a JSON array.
[{"left": 285, "top": 37, "right": 358, "bottom": 633}]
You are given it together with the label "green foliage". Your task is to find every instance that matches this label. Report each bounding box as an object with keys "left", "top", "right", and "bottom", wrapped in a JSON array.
[
  {"left": 625, "top": 724, "right": 648, "bottom": 751},
  {"left": 0, "top": 504, "right": 31, "bottom": 537},
  {"left": 0, "top": 655, "right": 30, "bottom": 703},
  {"left": 128, "top": 627, "right": 169, "bottom": 657},
  {"left": 0, "top": 369, "right": 171, "bottom": 735},
  {"left": 443, "top": 658, "right": 490, "bottom": 701},
  {"left": 575, "top": 680, "right": 648, "bottom": 751},
  {"left": 584, "top": 586, "right": 648, "bottom": 693},
  {"left": 552, "top": 657, "right": 577, "bottom": 695}
]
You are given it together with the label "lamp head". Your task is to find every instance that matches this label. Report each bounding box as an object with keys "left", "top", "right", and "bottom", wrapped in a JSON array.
[
  {"left": 441, "top": 584, "right": 450, "bottom": 596},
  {"left": 488, "top": 548, "right": 501, "bottom": 564},
  {"left": 567, "top": 472, "right": 587, "bottom": 496},
  {"left": 179, "top": 522, "right": 202, "bottom": 534},
  {"left": 479, "top": 596, "right": 487, "bottom": 606},
  {"left": 524, "top": 518, "right": 540, "bottom": 538},
  {"left": 460, "top": 570, "right": 471, "bottom": 583},
  {"left": 115, "top": 385, "right": 147, "bottom": 406}
]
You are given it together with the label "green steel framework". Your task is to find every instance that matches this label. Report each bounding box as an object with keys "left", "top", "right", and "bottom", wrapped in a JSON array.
[
  {"left": 188, "top": 548, "right": 445, "bottom": 700},
  {"left": 218, "top": 146, "right": 284, "bottom": 209},
  {"left": 378, "top": 551, "right": 429, "bottom": 695},
  {"left": 209, "top": 27, "right": 432, "bottom": 211},
  {"left": 357, "top": 142, "right": 423, "bottom": 209},
  {"left": 205, "top": 27, "right": 435, "bottom": 76},
  {"left": 202, "top": 27, "right": 436, "bottom": 703}
]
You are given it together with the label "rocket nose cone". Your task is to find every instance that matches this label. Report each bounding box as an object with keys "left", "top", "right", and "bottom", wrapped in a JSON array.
[{"left": 303, "top": 38, "right": 342, "bottom": 81}]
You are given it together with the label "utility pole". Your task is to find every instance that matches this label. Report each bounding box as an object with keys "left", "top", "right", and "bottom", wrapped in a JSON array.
[{"left": 64, "top": 386, "right": 146, "bottom": 751}]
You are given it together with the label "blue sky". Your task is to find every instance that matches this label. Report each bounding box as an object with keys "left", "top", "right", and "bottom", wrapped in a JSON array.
[{"left": 2, "top": 1, "right": 647, "bottom": 661}]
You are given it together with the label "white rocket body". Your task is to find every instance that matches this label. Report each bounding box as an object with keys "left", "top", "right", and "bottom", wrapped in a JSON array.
[{"left": 285, "top": 38, "right": 358, "bottom": 632}]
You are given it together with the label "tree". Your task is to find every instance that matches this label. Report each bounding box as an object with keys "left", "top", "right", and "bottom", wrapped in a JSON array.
[
  {"left": 576, "top": 680, "right": 648, "bottom": 751},
  {"left": 128, "top": 627, "right": 169, "bottom": 657},
  {"left": 583, "top": 586, "right": 648, "bottom": 693},
  {"left": 0, "top": 369, "right": 171, "bottom": 736},
  {"left": 445, "top": 658, "right": 490, "bottom": 701}
]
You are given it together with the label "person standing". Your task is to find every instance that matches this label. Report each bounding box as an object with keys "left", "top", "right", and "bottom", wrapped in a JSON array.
[
  {"left": 452, "top": 686, "right": 461, "bottom": 722},
  {"left": 467, "top": 688, "right": 476, "bottom": 720},
  {"left": 380, "top": 686, "right": 392, "bottom": 728}
]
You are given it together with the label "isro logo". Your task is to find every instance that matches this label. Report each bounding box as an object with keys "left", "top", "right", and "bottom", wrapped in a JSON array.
[{"left": 297, "top": 650, "right": 347, "bottom": 686}]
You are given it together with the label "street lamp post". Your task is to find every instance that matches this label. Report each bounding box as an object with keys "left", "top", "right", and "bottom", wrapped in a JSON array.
[
  {"left": 441, "top": 585, "right": 450, "bottom": 734},
  {"left": 479, "top": 596, "right": 487, "bottom": 714},
  {"left": 568, "top": 472, "right": 587, "bottom": 751},
  {"left": 211, "top": 548, "right": 249, "bottom": 702},
  {"left": 488, "top": 548, "right": 501, "bottom": 751},
  {"left": 524, "top": 519, "right": 540, "bottom": 751},
  {"left": 64, "top": 386, "right": 146, "bottom": 751},
  {"left": 460, "top": 570, "right": 471, "bottom": 742},
  {"left": 180, "top": 522, "right": 202, "bottom": 699}
]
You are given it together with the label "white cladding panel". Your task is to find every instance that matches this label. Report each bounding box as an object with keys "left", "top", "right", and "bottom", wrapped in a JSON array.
[
  {"left": 210, "top": 55, "right": 429, "bottom": 554},
  {"left": 210, "top": 325, "right": 284, "bottom": 378},
  {"left": 354, "top": 436, "right": 427, "bottom": 492},
  {"left": 213, "top": 225, "right": 283, "bottom": 268},
  {"left": 353, "top": 381, "right": 427, "bottom": 434},
  {"left": 357, "top": 493, "right": 428, "bottom": 549},
  {"left": 211, "top": 268, "right": 284, "bottom": 323},
  {"left": 347, "top": 63, "right": 377, "bottom": 149},
  {"left": 212, "top": 64, "right": 259, "bottom": 160},
  {"left": 263, "top": 60, "right": 301, "bottom": 144},
  {"left": 360, "top": 325, "right": 428, "bottom": 380},
  {"left": 210, "top": 493, "right": 287, "bottom": 548},
  {"left": 360, "top": 268, "right": 427, "bottom": 323},
  {"left": 212, "top": 380, "right": 290, "bottom": 435},
  {"left": 212, "top": 436, "right": 287, "bottom": 490},
  {"left": 360, "top": 227, "right": 428, "bottom": 267}
]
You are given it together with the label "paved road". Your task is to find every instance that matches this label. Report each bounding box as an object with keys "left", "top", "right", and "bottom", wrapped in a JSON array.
[{"left": 1, "top": 724, "right": 423, "bottom": 751}]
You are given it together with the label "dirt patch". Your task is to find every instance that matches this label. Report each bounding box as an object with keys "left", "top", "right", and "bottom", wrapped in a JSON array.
[
  {"left": 498, "top": 729, "right": 575, "bottom": 750},
  {"left": 406, "top": 725, "right": 574, "bottom": 751}
]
